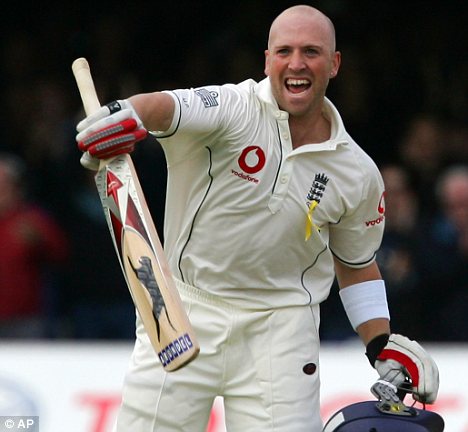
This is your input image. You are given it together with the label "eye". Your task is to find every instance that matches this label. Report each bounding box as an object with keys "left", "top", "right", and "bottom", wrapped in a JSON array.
[
  {"left": 305, "top": 47, "right": 319, "bottom": 57},
  {"left": 276, "top": 48, "right": 290, "bottom": 56}
]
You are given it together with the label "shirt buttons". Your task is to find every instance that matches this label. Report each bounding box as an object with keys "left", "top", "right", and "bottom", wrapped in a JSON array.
[{"left": 280, "top": 175, "right": 289, "bottom": 184}]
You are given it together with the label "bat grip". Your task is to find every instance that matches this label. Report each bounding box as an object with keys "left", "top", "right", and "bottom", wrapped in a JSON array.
[{"left": 72, "top": 57, "right": 102, "bottom": 171}]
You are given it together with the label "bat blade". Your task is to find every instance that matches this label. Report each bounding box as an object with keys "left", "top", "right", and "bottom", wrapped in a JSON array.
[
  {"left": 96, "top": 157, "right": 199, "bottom": 371},
  {"left": 123, "top": 229, "right": 197, "bottom": 370},
  {"left": 72, "top": 58, "right": 199, "bottom": 371}
]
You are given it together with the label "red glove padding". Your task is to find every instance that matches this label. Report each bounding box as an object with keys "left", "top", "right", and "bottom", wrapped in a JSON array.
[
  {"left": 76, "top": 100, "right": 147, "bottom": 159},
  {"left": 367, "top": 333, "right": 439, "bottom": 404},
  {"left": 77, "top": 118, "right": 147, "bottom": 158}
]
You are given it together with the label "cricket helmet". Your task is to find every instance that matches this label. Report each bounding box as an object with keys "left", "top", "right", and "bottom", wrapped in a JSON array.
[{"left": 323, "top": 382, "right": 444, "bottom": 432}]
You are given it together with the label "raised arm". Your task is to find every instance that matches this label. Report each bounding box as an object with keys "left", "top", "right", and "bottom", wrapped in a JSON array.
[{"left": 75, "top": 92, "right": 176, "bottom": 162}]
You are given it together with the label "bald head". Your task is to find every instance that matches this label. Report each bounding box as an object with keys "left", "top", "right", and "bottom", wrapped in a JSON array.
[
  {"left": 268, "top": 5, "right": 336, "bottom": 52},
  {"left": 264, "top": 4, "right": 341, "bottom": 118}
]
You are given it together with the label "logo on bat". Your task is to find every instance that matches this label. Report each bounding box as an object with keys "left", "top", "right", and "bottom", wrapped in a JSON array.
[
  {"left": 158, "top": 333, "right": 195, "bottom": 367},
  {"left": 129, "top": 255, "right": 176, "bottom": 340}
]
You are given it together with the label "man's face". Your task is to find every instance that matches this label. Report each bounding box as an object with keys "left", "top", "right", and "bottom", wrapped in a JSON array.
[{"left": 264, "top": 11, "right": 340, "bottom": 118}]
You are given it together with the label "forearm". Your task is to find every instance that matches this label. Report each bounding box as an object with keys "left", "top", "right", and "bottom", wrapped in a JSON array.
[
  {"left": 333, "top": 259, "right": 438, "bottom": 403},
  {"left": 356, "top": 318, "right": 390, "bottom": 346},
  {"left": 334, "top": 259, "right": 390, "bottom": 345},
  {"left": 334, "top": 259, "right": 382, "bottom": 287},
  {"left": 128, "top": 92, "right": 175, "bottom": 133}
]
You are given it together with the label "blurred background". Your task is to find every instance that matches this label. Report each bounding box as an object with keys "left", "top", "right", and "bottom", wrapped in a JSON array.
[
  {"left": 0, "top": 0, "right": 467, "bottom": 343},
  {"left": 0, "top": 0, "right": 467, "bottom": 430}
]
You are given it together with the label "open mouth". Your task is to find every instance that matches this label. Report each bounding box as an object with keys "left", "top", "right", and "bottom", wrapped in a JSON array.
[{"left": 285, "top": 78, "right": 311, "bottom": 94}]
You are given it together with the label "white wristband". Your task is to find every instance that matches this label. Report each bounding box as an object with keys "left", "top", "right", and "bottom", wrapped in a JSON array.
[{"left": 339, "top": 280, "right": 390, "bottom": 331}]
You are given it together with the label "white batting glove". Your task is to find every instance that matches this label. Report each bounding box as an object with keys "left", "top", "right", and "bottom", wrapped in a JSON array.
[
  {"left": 76, "top": 99, "right": 147, "bottom": 160},
  {"left": 366, "top": 333, "right": 439, "bottom": 404}
]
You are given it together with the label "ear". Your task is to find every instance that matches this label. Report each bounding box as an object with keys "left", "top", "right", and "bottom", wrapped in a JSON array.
[
  {"left": 330, "top": 51, "right": 341, "bottom": 78},
  {"left": 264, "top": 49, "right": 271, "bottom": 76}
]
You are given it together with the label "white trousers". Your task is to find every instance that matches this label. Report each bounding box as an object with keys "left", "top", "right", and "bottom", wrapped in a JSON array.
[{"left": 114, "top": 279, "right": 323, "bottom": 431}]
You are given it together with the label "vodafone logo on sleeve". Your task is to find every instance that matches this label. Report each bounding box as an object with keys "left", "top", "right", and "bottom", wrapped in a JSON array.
[
  {"left": 231, "top": 145, "right": 266, "bottom": 184},
  {"left": 377, "top": 191, "right": 386, "bottom": 214},
  {"left": 365, "top": 191, "right": 386, "bottom": 227}
]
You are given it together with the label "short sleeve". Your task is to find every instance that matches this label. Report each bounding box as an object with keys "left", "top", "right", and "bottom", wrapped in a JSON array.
[{"left": 329, "top": 164, "right": 385, "bottom": 268}]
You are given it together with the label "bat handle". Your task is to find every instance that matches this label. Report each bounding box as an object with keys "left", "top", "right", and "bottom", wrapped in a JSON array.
[{"left": 72, "top": 57, "right": 103, "bottom": 171}]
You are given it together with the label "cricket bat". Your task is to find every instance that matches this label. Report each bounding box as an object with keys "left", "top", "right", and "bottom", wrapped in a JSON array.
[{"left": 71, "top": 57, "right": 199, "bottom": 371}]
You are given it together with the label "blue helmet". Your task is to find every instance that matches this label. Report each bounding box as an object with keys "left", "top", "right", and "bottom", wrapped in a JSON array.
[{"left": 323, "top": 382, "right": 444, "bottom": 432}]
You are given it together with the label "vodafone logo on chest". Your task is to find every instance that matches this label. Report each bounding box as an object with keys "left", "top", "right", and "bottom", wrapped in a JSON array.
[
  {"left": 231, "top": 145, "right": 266, "bottom": 184},
  {"left": 238, "top": 146, "right": 266, "bottom": 174},
  {"left": 365, "top": 191, "right": 386, "bottom": 227}
]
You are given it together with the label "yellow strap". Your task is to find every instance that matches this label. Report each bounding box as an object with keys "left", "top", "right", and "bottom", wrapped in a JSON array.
[{"left": 305, "top": 200, "right": 319, "bottom": 241}]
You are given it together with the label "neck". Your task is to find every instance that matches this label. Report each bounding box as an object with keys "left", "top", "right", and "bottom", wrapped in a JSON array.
[{"left": 289, "top": 112, "right": 331, "bottom": 149}]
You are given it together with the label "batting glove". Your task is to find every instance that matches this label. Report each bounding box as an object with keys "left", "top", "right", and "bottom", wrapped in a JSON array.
[
  {"left": 366, "top": 333, "right": 439, "bottom": 404},
  {"left": 76, "top": 100, "right": 147, "bottom": 160}
]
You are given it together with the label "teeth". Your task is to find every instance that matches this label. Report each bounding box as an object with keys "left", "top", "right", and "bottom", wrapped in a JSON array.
[{"left": 287, "top": 79, "right": 309, "bottom": 86}]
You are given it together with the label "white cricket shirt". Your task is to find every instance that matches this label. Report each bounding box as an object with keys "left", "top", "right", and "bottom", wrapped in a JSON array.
[{"left": 152, "top": 78, "right": 385, "bottom": 310}]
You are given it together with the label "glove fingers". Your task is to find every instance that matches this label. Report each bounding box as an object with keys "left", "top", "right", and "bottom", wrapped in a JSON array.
[
  {"left": 78, "top": 118, "right": 139, "bottom": 151},
  {"left": 76, "top": 104, "right": 115, "bottom": 132},
  {"left": 76, "top": 109, "right": 138, "bottom": 142},
  {"left": 374, "top": 359, "right": 406, "bottom": 386},
  {"left": 75, "top": 99, "right": 146, "bottom": 160},
  {"left": 414, "top": 356, "right": 439, "bottom": 404},
  {"left": 88, "top": 128, "right": 146, "bottom": 158},
  {"left": 94, "top": 144, "right": 136, "bottom": 159},
  {"left": 390, "top": 335, "right": 439, "bottom": 403},
  {"left": 377, "top": 334, "right": 439, "bottom": 404}
]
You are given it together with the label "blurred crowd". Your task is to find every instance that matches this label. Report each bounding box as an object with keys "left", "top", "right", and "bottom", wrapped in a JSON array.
[{"left": 0, "top": 1, "right": 466, "bottom": 342}]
